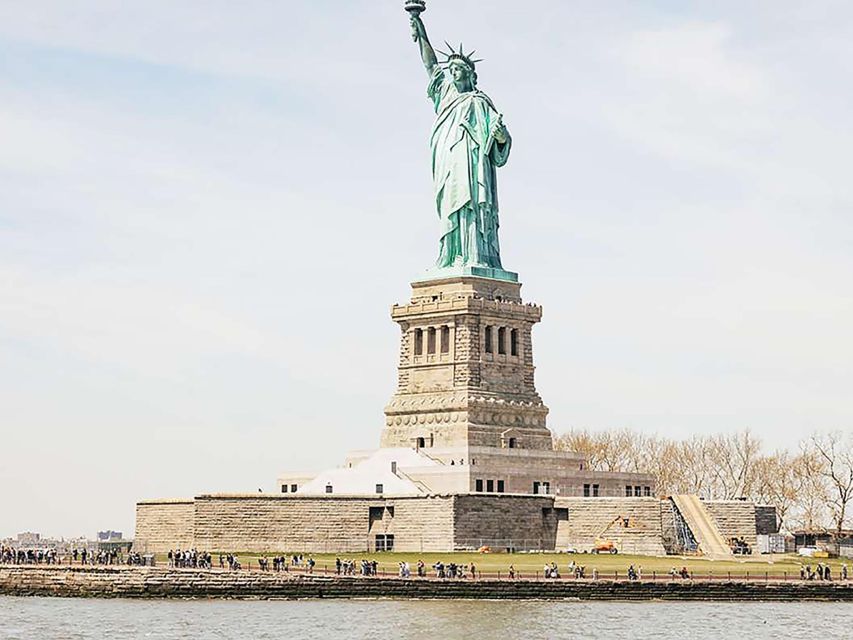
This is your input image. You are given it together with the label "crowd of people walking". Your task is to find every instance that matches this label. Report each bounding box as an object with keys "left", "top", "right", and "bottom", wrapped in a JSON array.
[
  {"left": 801, "top": 562, "right": 847, "bottom": 581},
  {"left": 256, "top": 555, "right": 315, "bottom": 572},
  {"left": 335, "top": 558, "right": 377, "bottom": 576},
  {"left": 0, "top": 545, "right": 123, "bottom": 566},
  {"left": 166, "top": 549, "right": 214, "bottom": 569},
  {"left": 5, "top": 540, "right": 852, "bottom": 584}
]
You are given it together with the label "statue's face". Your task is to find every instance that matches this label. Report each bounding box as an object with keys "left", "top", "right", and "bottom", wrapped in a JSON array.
[{"left": 449, "top": 61, "right": 474, "bottom": 91}]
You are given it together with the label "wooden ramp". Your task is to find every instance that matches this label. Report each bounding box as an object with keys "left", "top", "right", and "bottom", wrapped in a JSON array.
[{"left": 672, "top": 495, "right": 732, "bottom": 558}]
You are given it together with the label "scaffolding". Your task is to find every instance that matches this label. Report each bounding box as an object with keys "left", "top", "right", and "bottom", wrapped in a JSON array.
[{"left": 662, "top": 497, "right": 698, "bottom": 554}]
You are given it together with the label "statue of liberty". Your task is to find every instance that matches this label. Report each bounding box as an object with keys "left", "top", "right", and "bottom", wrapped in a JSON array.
[{"left": 407, "top": 3, "right": 512, "bottom": 275}]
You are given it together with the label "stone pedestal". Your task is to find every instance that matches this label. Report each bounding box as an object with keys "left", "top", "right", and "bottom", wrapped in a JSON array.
[{"left": 381, "top": 276, "right": 552, "bottom": 451}]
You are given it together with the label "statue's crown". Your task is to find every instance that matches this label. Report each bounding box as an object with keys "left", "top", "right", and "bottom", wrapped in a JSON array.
[{"left": 437, "top": 42, "right": 483, "bottom": 71}]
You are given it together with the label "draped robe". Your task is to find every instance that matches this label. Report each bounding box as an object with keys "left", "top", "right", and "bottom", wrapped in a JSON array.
[{"left": 428, "top": 66, "right": 511, "bottom": 269}]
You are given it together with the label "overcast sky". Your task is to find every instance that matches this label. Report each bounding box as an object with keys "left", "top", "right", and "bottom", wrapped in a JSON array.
[{"left": 1, "top": 1, "right": 852, "bottom": 539}]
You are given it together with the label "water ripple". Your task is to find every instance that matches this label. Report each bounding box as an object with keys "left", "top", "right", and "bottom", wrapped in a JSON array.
[{"left": 1, "top": 596, "right": 851, "bottom": 639}]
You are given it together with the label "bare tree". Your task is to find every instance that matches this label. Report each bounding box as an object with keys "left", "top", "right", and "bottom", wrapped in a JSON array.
[
  {"left": 555, "top": 426, "right": 851, "bottom": 536},
  {"left": 554, "top": 429, "right": 609, "bottom": 471},
  {"left": 703, "top": 430, "right": 762, "bottom": 499},
  {"left": 807, "top": 431, "right": 853, "bottom": 538},
  {"left": 788, "top": 448, "right": 830, "bottom": 531},
  {"left": 753, "top": 451, "right": 799, "bottom": 531},
  {"left": 639, "top": 436, "right": 689, "bottom": 496}
]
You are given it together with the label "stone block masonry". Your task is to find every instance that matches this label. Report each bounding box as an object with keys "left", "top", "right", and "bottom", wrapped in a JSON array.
[
  {"left": 554, "top": 497, "right": 666, "bottom": 556},
  {"left": 135, "top": 494, "right": 772, "bottom": 556},
  {"left": 137, "top": 494, "right": 561, "bottom": 554},
  {"left": 136, "top": 494, "right": 458, "bottom": 554},
  {"left": 704, "top": 501, "right": 760, "bottom": 550},
  {"left": 2, "top": 567, "right": 852, "bottom": 601},
  {"left": 453, "top": 494, "right": 556, "bottom": 550},
  {"left": 382, "top": 277, "right": 553, "bottom": 451},
  {"left": 134, "top": 500, "right": 194, "bottom": 552}
]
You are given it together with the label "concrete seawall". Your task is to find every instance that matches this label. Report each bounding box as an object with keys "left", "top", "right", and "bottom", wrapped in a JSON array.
[{"left": 2, "top": 567, "right": 852, "bottom": 601}]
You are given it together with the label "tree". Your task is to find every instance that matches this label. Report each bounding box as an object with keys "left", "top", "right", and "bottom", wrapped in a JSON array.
[
  {"left": 807, "top": 431, "right": 853, "bottom": 538},
  {"left": 752, "top": 451, "right": 799, "bottom": 532},
  {"left": 554, "top": 426, "right": 851, "bottom": 536},
  {"left": 788, "top": 448, "right": 830, "bottom": 531},
  {"left": 703, "top": 430, "right": 762, "bottom": 499}
]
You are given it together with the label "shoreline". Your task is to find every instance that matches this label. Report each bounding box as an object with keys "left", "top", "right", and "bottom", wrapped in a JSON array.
[{"left": 1, "top": 566, "right": 851, "bottom": 602}]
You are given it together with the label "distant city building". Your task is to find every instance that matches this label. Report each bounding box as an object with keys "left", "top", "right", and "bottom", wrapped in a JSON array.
[
  {"left": 5, "top": 533, "right": 96, "bottom": 552},
  {"left": 16, "top": 532, "right": 41, "bottom": 545},
  {"left": 97, "top": 530, "right": 123, "bottom": 542}
]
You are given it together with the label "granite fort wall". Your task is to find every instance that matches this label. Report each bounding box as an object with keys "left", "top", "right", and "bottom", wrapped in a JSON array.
[
  {"left": 453, "top": 494, "right": 556, "bottom": 550},
  {"left": 704, "top": 501, "right": 759, "bottom": 550},
  {"left": 554, "top": 497, "right": 666, "bottom": 556},
  {"left": 134, "top": 494, "right": 457, "bottom": 554},
  {"left": 195, "top": 495, "right": 394, "bottom": 553},
  {"left": 369, "top": 495, "right": 455, "bottom": 552},
  {"left": 134, "top": 500, "right": 195, "bottom": 553},
  {"left": 2, "top": 567, "right": 851, "bottom": 601},
  {"left": 135, "top": 494, "right": 771, "bottom": 556}
]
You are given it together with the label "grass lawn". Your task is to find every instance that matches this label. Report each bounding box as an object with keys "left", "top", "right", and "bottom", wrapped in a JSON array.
[{"left": 157, "top": 551, "right": 848, "bottom": 580}]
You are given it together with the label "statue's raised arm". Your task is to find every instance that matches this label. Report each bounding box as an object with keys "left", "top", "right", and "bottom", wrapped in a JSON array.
[{"left": 409, "top": 11, "right": 437, "bottom": 76}]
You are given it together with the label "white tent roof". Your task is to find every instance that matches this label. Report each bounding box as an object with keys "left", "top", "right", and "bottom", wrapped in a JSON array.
[{"left": 297, "top": 448, "right": 439, "bottom": 496}]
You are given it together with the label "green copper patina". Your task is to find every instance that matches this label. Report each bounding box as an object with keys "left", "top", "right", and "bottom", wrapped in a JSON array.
[{"left": 407, "top": 3, "right": 517, "bottom": 282}]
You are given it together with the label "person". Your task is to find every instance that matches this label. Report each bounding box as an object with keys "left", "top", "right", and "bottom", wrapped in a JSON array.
[
  {"left": 841, "top": 563, "right": 848, "bottom": 581},
  {"left": 470, "top": 562, "right": 476, "bottom": 579},
  {"left": 825, "top": 564, "right": 832, "bottom": 581},
  {"left": 508, "top": 564, "right": 516, "bottom": 580},
  {"left": 409, "top": 10, "right": 512, "bottom": 271}
]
